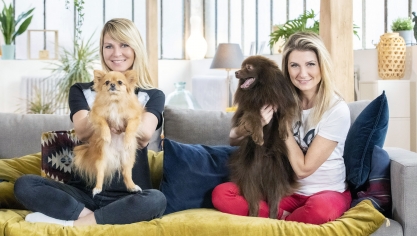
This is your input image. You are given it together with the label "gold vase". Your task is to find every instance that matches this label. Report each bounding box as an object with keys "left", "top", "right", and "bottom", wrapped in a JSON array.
[{"left": 377, "top": 33, "right": 406, "bottom": 80}]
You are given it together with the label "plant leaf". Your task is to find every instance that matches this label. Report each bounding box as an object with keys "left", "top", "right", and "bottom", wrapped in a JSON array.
[
  {"left": 12, "top": 15, "right": 33, "bottom": 41},
  {"left": 15, "top": 8, "right": 34, "bottom": 25}
]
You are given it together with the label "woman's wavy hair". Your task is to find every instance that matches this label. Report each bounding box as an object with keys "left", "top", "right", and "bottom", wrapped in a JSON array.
[{"left": 281, "top": 31, "right": 342, "bottom": 128}]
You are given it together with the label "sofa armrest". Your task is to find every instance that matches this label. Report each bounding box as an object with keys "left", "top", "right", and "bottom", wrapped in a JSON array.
[{"left": 385, "top": 147, "right": 417, "bottom": 236}]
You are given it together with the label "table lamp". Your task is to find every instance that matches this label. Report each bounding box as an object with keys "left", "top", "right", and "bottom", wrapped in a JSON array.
[{"left": 210, "top": 43, "right": 244, "bottom": 107}]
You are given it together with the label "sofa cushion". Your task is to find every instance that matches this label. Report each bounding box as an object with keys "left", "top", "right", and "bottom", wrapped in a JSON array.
[
  {"left": 160, "top": 139, "right": 237, "bottom": 215},
  {"left": 346, "top": 100, "right": 371, "bottom": 125},
  {"left": 351, "top": 145, "right": 392, "bottom": 217},
  {"left": 41, "top": 130, "right": 80, "bottom": 183},
  {"left": 344, "top": 91, "right": 389, "bottom": 190},
  {"left": 0, "top": 153, "right": 41, "bottom": 209},
  {"left": 0, "top": 153, "right": 41, "bottom": 183},
  {"left": 0, "top": 113, "right": 73, "bottom": 159},
  {"left": 163, "top": 106, "right": 234, "bottom": 146},
  {"left": 148, "top": 150, "right": 164, "bottom": 189},
  {"left": 0, "top": 200, "right": 385, "bottom": 235}
]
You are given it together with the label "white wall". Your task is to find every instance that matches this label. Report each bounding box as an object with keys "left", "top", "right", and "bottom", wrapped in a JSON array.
[{"left": 354, "top": 46, "right": 417, "bottom": 152}]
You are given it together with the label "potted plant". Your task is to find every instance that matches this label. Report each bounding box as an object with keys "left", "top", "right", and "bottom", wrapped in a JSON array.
[
  {"left": 16, "top": 86, "right": 58, "bottom": 114},
  {"left": 0, "top": 0, "right": 35, "bottom": 59},
  {"left": 391, "top": 17, "right": 414, "bottom": 45},
  {"left": 46, "top": 34, "right": 99, "bottom": 113},
  {"left": 269, "top": 10, "right": 360, "bottom": 53}
]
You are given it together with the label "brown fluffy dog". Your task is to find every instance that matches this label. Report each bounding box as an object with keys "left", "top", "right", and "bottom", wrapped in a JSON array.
[
  {"left": 229, "top": 55, "right": 299, "bottom": 219},
  {"left": 73, "top": 70, "right": 144, "bottom": 196}
]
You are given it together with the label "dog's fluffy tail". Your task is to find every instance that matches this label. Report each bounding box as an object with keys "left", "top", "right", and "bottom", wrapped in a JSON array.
[{"left": 73, "top": 144, "right": 98, "bottom": 187}]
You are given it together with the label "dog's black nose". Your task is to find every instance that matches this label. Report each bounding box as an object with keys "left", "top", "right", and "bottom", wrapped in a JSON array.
[
  {"left": 235, "top": 71, "right": 239, "bottom": 76},
  {"left": 110, "top": 83, "right": 115, "bottom": 87}
]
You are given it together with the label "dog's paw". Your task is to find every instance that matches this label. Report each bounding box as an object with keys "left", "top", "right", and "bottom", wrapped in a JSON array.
[
  {"left": 128, "top": 185, "right": 142, "bottom": 193},
  {"left": 92, "top": 188, "right": 102, "bottom": 197},
  {"left": 102, "top": 133, "right": 111, "bottom": 143},
  {"left": 124, "top": 140, "right": 135, "bottom": 150},
  {"left": 252, "top": 133, "right": 264, "bottom": 146}
]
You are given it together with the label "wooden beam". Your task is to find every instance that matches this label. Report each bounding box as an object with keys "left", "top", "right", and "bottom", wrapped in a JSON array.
[
  {"left": 320, "top": 0, "right": 354, "bottom": 102},
  {"left": 146, "top": 0, "right": 158, "bottom": 87}
]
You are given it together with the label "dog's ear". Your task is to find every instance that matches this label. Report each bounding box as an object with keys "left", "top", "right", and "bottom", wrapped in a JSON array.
[
  {"left": 124, "top": 70, "right": 138, "bottom": 86},
  {"left": 94, "top": 70, "right": 106, "bottom": 83},
  {"left": 93, "top": 70, "right": 106, "bottom": 91}
]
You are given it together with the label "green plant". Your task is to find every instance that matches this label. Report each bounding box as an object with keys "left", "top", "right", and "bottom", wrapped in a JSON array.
[
  {"left": 65, "top": 0, "right": 85, "bottom": 46},
  {"left": 269, "top": 10, "right": 361, "bottom": 49},
  {"left": 16, "top": 86, "right": 58, "bottom": 114},
  {"left": 269, "top": 10, "right": 319, "bottom": 49},
  {"left": 47, "top": 34, "right": 99, "bottom": 107},
  {"left": 391, "top": 17, "right": 413, "bottom": 31},
  {"left": 0, "top": 0, "right": 34, "bottom": 45},
  {"left": 26, "top": 86, "right": 57, "bottom": 114}
]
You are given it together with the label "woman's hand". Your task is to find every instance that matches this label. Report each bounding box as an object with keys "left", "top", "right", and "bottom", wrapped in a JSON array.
[
  {"left": 73, "top": 110, "right": 94, "bottom": 142},
  {"left": 230, "top": 104, "right": 277, "bottom": 146},
  {"left": 260, "top": 105, "right": 276, "bottom": 127},
  {"left": 135, "top": 112, "right": 159, "bottom": 149}
]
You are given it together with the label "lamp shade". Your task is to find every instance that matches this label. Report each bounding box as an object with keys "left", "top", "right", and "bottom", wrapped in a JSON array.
[{"left": 210, "top": 43, "right": 244, "bottom": 70}]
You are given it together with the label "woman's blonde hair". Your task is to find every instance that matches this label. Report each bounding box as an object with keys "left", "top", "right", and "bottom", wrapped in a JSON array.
[
  {"left": 281, "top": 31, "right": 342, "bottom": 128},
  {"left": 99, "top": 18, "right": 154, "bottom": 89}
]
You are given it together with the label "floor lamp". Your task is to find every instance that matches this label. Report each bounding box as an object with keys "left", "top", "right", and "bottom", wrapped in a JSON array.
[{"left": 210, "top": 43, "right": 244, "bottom": 107}]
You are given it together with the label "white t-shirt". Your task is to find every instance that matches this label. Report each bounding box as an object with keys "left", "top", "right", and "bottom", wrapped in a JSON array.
[{"left": 292, "top": 95, "right": 351, "bottom": 196}]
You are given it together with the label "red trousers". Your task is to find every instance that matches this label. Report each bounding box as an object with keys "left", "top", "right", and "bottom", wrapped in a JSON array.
[{"left": 212, "top": 182, "right": 352, "bottom": 224}]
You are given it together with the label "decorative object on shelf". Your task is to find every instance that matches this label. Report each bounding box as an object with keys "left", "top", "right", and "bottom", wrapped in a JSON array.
[
  {"left": 0, "top": 0, "right": 35, "bottom": 60},
  {"left": 186, "top": 16, "right": 207, "bottom": 60},
  {"left": 27, "top": 30, "right": 59, "bottom": 60},
  {"left": 268, "top": 9, "right": 360, "bottom": 52},
  {"left": 165, "top": 82, "right": 201, "bottom": 110},
  {"left": 412, "top": 12, "right": 417, "bottom": 43},
  {"left": 391, "top": 17, "right": 414, "bottom": 46},
  {"left": 377, "top": 33, "right": 406, "bottom": 80},
  {"left": 1, "top": 44, "right": 14, "bottom": 59},
  {"left": 210, "top": 43, "right": 244, "bottom": 107}
]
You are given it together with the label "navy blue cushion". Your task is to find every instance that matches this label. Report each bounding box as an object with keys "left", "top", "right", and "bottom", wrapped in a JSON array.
[
  {"left": 344, "top": 91, "right": 389, "bottom": 190},
  {"left": 160, "top": 139, "right": 237, "bottom": 215},
  {"left": 350, "top": 145, "right": 392, "bottom": 217}
]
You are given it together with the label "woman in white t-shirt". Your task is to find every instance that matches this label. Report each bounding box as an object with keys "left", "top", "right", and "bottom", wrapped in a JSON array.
[{"left": 212, "top": 32, "right": 351, "bottom": 224}]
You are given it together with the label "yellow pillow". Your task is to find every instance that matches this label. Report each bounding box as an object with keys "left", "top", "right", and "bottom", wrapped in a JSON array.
[
  {"left": 0, "top": 153, "right": 41, "bottom": 183},
  {"left": 147, "top": 150, "right": 164, "bottom": 189},
  {"left": 0, "top": 153, "right": 41, "bottom": 209}
]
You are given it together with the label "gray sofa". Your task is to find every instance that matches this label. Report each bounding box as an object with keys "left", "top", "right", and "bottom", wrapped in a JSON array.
[{"left": 0, "top": 100, "right": 416, "bottom": 235}]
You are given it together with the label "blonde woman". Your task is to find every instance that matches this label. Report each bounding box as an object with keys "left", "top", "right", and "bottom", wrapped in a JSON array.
[
  {"left": 213, "top": 32, "right": 351, "bottom": 224},
  {"left": 14, "top": 18, "right": 166, "bottom": 226}
]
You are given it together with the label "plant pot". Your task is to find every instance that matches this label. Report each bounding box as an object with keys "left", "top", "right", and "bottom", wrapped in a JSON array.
[
  {"left": 1, "top": 45, "right": 15, "bottom": 60},
  {"left": 396, "top": 30, "right": 414, "bottom": 46}
]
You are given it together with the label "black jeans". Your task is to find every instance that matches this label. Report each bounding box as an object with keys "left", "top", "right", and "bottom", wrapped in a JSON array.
[{"left": 14, "top": 174, "right": 166, "bottom": 224}]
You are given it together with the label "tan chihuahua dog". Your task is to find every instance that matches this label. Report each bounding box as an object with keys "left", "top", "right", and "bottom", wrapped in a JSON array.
[{"left": 73, "top": 70, "right": 144, "bottom": 196}]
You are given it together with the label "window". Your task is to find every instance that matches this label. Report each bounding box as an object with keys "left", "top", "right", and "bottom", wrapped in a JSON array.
[{"left": 9, "top": 0, "right": 416, "bottom": 59}]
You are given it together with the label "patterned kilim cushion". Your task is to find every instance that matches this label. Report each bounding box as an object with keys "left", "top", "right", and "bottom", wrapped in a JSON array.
[{"left": 41, "top": 130, "right": 80, "bottom": 183}]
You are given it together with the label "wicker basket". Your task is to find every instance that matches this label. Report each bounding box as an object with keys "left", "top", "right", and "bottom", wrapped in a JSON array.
[{"left": 377, "top": 33, "right": 406, "bottom": 80}]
